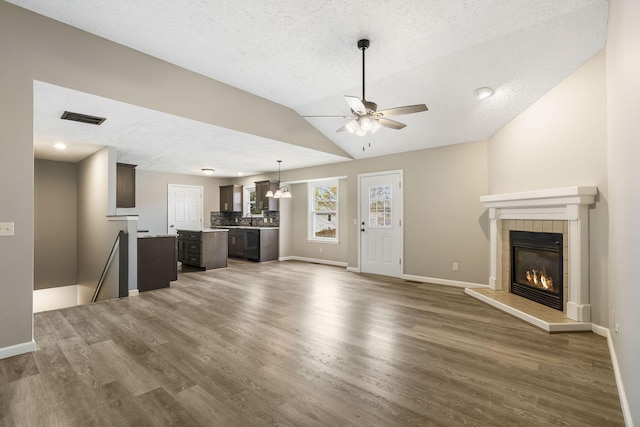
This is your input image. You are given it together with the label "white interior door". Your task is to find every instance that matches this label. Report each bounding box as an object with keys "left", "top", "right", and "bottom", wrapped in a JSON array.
[
  {"left": 168, "top": 184, "right": 203, "bottom": 234},
  {"left": 359, "top": 171, "right": 403, "bottom": 277}
]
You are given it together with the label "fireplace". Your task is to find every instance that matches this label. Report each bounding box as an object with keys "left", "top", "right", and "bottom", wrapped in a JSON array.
[{"left": 510, "top": 231, "right": 563, "bottom": 311}]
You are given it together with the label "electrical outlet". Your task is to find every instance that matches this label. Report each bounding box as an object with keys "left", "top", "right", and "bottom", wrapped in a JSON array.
[
  {"left": 263, "top": 217, "right": 267, "bottom": 223},
  {"left": 0, "top": 222, "right": 14, "bottom": 236},
  {"left": 235, "top": 217, "right": 238, "bottom": 223},
  {"left": 270, "top": 218, "right": 273, "bottom": 223},
  {"left": 319, "top": 247, "right": 323, "bottom": 253},
  {"left": 452, "top": 262, "right": 459, "bottom": 271},
  {"left": 353, "top": 218, "right": 357, "bottom": 225}
]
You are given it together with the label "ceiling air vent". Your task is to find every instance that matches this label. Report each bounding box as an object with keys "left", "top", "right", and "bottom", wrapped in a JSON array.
[{"left": 60, "top": 111, "right": 106, "bottom": 125}]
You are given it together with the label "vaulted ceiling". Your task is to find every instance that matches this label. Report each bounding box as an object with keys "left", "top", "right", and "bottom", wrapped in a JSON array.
[{"left": 13, "top": 0, "right": 609, "bottom": 176}]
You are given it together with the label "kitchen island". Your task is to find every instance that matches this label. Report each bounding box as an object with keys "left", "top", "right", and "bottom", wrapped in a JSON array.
[{"left": 177, "top": 229, "right": 229, "bottom": 270}]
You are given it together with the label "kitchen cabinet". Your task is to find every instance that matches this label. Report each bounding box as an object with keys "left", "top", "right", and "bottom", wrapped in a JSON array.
[
  {"left": 220, "top": 184, "right": 243, "bottom": 212},
  {"left": 177, "top": 229, "right": 228, "bottom": 270},
  {"left": 227, "top": 227, "right": 279, "bottom": 262},
  {"left": 137, "top": 235, "right": 177, "bottom": 292},
  {"left": 255, "top": 180, "right": 279, "bottom": 211},
  {"left": 116, "top": 163, "right": 136, "bottom": 208},
  {"left": 228, "top": 228, "right": 245, "bottom": 257}
]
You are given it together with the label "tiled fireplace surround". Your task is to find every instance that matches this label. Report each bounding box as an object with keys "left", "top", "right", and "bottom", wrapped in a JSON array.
[{"left": 467, "top": 186, "right": 598, "bottom": 332}]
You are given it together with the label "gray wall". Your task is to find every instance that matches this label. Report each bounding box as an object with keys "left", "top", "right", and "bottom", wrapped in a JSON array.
[
  {"left": 0, "top": 0, "right": 337, "bottom": 352},
  {"left": 288, "top": 180, "right": 349, "bottom": 264},
  {"left": 76, "top": 147, "right": 124, "bottom": 304},
  {"left": 239, "top": 140, "right": 490, "bottom": 285},
  {"left": 116, "top": 169, "right": 227, "bottom": 233},
  {"left": 488, "top": 51, "right": 608, "bottom": 325},
  {"left": 606, "top": 0, "right": 640, "bottom": 422},
  {"left": 34, "top": 159, "right": 78, "bottom": 290}
]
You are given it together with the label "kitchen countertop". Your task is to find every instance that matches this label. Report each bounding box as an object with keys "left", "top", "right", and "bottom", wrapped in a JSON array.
[{"left": 137, "top": 233, "right": 176, "bottom": 239}]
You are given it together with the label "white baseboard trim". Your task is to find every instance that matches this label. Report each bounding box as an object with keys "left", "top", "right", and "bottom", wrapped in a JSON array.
[
  {"left": 0, "top": 340, "right": 36, "bottom": 360},
  {"left": 346, "top": 266, "right": 360, "bottom": 273},
  {"left": 402, "top": 274, "right": 488, "bottom": 289},
  {"left": 598, "top": 326, "right": 634, "bottom": 427},
  {"left": 278, "top": 256, "right": 347, "bottom": 268},
  {"left": 128, "top": 289, "right": 140, "bottom": 297}
]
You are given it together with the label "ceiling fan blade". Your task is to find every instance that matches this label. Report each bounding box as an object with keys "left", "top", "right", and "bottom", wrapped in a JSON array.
[
  {"left": 344, "top": 96, "right": 367, "bottom": 115},
  {"left": 376, "top": 104, "right": 428, "bottom": 117},
  {"left": 375, "top": 117, "right": 406, "bottom": 130},
  {"left": 337, "top": 119, "right": 360, "bottom": 134},
  {"left": 302, "top": 115, "right": 353, "bottom": 119}
]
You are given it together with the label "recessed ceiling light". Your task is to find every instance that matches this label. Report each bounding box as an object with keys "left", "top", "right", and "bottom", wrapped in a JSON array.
[
  {"left": 474, "top": 87, "right": 494, "bottom": 99},
  {"left": 238, "top": 172, "right": 243, "bottom": 176},
  {"left": 201, "top": 168, "right": 215, "bottom": 175},
  {"left": 54, "top": 142, "right": 67, "bottom": 150}
]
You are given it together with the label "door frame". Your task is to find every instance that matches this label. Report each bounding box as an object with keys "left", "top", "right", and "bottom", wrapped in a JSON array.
[
  {"left": 167, "top": 184, "right": 203, "bottom": 234},
  {"left": 357, "top": 169, "right": 404, "bottom": 277}
]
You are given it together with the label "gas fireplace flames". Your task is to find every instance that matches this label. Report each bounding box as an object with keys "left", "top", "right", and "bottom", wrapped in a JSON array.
[{"left": 525, "top": 268, "right": 554, "bottom": 291}]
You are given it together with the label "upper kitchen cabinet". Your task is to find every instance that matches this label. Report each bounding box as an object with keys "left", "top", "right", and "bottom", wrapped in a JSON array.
[
  {"left": 220, "top": 184, "right": 243, "bottom": 212},
  {"left": 255, "top": 180, "right": 279, "bottom": 211},
  {"left": 116, "top": 163, "right": 136, "bottom": 208}
]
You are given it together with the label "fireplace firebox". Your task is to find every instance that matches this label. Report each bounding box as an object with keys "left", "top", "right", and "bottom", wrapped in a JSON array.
[{"left": 510, "top": 231, "right": 563, "bottom": 311}]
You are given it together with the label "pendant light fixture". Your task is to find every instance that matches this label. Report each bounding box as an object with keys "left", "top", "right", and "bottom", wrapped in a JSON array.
[{"left": 266, "top": 160, "right": 292, "bottom": 199}]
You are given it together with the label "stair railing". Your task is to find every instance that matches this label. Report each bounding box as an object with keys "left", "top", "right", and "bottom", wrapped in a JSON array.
[{"left": 91, "top": 230, "right": 128, "bottom": 303}]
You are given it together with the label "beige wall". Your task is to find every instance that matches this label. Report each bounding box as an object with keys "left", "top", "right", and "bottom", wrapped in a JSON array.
[
  {"left": 34, "top": 160, "right": 78, "bottom": 290},
  {"left": 76, "top": 147, "right": 125, "bottom": 304},
  {"left": 0, "top": 1, "right": 340, "bottom": 353},
  {"left": 252, "top": 140, "right": 489, "bottom": 284},
  {"left": 117, "top": 169, "right": 227, "bottom": 233},
  {"left": 288, "top": 181, "right": 349, "bottom": 264},
  {"left": 488, "top": 50, "right": 609, "bottom": 325},
  {"left": 606, "top": 0, "right": 640, "bottom": 422}
]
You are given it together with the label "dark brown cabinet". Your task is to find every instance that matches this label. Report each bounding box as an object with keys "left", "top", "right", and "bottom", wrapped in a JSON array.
[
  {"left": 177, "top": 230, "right": 228, "bottom": 270},
  {"left": 137, "top": 236, "right": 177, "bottom": 292},
  {"left": 116, "top": 163, "right": 136, "bottom": 208},
  {"left": 227, "top": 228, "right": 279, "bottom": 262},
  {"left": 255, "top": 180, "right": 279, "bottom": 211},
  {"left": 228, "top": 228, "right": 245, "bottom": 257},
  {"left": 220, "top": 184, "right": 243, "bottom": 212}
]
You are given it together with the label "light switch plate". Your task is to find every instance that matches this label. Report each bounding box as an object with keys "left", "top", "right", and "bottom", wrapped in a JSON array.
[{"left": 0, "top": 222, "right": 15, "bottom": 236}]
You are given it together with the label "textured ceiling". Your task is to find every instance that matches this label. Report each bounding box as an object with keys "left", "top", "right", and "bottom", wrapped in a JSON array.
[{"left": 15, "top": 0, "right": 609, "bottom": 175}]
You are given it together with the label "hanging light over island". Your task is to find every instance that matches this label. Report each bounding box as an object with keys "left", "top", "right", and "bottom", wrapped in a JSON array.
[{"left": 265, "top": 160, "right": 292, "bottom": 199}]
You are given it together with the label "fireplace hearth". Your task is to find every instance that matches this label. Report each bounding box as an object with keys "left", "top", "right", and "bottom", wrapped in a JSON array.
[{"left": 510, "top": 231, "right": 563, "bottom": 311}]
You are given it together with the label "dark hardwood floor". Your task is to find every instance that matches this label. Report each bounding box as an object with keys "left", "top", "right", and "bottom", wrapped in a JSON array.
[{"left": 1, "top": 260, "right": 624, "bottom": 426}]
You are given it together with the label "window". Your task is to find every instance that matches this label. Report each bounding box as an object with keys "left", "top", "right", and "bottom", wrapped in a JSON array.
[
  {"left": 368, "top": 184, "right": 392, "bottom": 227},
  {"left": 309, "top": 181, "right": 338, "bottom": 242},
  {"left": 244, "top": 187, "right": 263, "bottom": 216}
]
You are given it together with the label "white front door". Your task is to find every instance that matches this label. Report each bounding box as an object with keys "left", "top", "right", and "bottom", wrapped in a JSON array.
[
  {"left": 168, "top": 184, "right": 203, "bottom": 234},
  {"left": 359, "top": 171, "right": 403, "bottom": 277}
]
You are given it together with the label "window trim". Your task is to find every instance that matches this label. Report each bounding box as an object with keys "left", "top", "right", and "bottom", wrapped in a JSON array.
[{"left": 308, "top": 180, "right": 339, "bottom": 243}]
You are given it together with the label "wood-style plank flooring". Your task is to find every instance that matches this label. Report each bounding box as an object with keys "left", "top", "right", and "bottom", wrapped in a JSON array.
[{"left": 1, "top": 260, "right": 624, "bottom": 426}]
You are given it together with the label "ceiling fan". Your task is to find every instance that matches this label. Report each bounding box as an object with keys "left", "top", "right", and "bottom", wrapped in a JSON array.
[{"left": 305, "top": 39, "right": 428, "bottom": 136}]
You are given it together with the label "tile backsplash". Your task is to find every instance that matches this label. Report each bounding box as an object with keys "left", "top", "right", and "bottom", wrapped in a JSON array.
[{"left": 210, "top": 211, "right": 279, "bottom": 227}]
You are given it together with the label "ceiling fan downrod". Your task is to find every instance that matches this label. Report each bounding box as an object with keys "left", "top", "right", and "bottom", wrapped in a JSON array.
[{"left": 358, "top": 39, "right": 370, "bottom": 101}]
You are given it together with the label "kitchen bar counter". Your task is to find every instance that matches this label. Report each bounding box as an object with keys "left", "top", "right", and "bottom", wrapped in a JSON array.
[{"left": 137, "top": 235, "right": 177, "bottom": 292}]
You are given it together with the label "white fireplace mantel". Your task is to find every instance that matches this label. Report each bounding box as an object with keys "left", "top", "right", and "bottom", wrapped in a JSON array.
[{"left": 480, "top": 186, "right": 597, "bottom": 322}]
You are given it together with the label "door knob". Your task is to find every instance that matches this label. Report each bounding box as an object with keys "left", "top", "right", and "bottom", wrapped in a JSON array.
[{"left": 361, "top": 228, "right": 365, "bottom": 232}]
